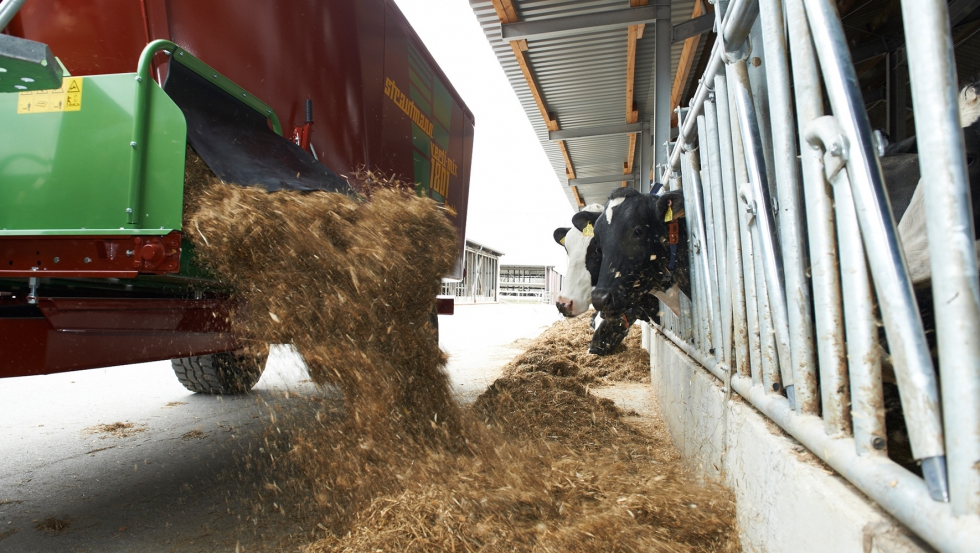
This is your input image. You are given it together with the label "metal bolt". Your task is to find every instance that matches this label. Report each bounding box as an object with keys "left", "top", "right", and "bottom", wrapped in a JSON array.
[
  {"left": 720, "top": 387, "right": 727, "bottom": 393},
  {"left": 126, "top": 208, "right": 133, "bottom": 213},
  {"left": 772, "top": 382, "right": 781, "bottom": 392},
  {"left": 178, "top": 51, "right": 184, "bottom": 56},
  {"left": 135, "top": 76, "right": 142, "bottom": 82},
  {"left": 53, "top": 257, "right": 59, "bottom": 263},
  {"left": 829, "top": 143, "right": 843, "bottom": 157},
  {"left": 873, "top": 437, "right": 886, "bottom": 450},
  {"left": 83, "top": 257, "right": 91, "bottom": 264},
  {"left": 126, "top": 250, "right": 135, "bottom": 257},
  {"left": 130, "top": 141, "right": 137, "bottom": 148},
  {"left": 212, "top": 74, "right": 218, "bottom": 79}
]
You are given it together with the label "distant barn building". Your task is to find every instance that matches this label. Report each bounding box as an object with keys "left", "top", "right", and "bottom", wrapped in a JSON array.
[
  {"left": 498, "top": 264, "right": 564, "bottom": 304},
  {"left": 441, "top": 240, "right": 504, "bottom": 303}
]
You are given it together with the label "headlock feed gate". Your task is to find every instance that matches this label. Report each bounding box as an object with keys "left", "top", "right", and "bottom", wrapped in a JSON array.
[{"left": 662, "top": 0, "right": 979, "bottom": 550}]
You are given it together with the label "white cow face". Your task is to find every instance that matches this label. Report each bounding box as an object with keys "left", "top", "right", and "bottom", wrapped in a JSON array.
[
  {"left": 553, "top": 205, "right": 603, "bottom": 317},
  {"left": 961, "top": 82, "right": 980, "bottom": 127}
]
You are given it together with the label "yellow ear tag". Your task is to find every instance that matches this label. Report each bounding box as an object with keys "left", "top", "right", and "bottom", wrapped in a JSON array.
[
  {"left": 582, "top": 223, "right": 594, "bottom": 237},
  {"left": 664, "top": 206, "right": 674, "bottom": 223},
  {"left": 560, "top": 236, "right": 566, "bottom": 246}
]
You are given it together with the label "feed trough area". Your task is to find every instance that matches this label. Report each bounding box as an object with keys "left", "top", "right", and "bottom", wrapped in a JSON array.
[{"left": 187, "top": 167, "right": 736, "bottom": 551}]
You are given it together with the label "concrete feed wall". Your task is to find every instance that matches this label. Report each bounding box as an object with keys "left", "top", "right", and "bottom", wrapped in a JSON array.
[{"left": 646, "top": 328, "right": 932, "bottom": 553}]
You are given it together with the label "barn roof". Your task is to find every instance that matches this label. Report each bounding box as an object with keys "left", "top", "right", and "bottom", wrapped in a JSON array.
[
  {"left": 471, "top": 0, "right": 980, "bottom": 211},
  {"left": 470, "top": 0, "right": 704, "bottom": 210}
]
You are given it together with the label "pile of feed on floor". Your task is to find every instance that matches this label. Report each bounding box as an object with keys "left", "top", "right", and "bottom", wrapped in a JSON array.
[
  {"left": 504, "top": 312, "right": 651, "bottom": 384},
  {"left": 184, "top": 152, "right": 737, "bottom": 552}
]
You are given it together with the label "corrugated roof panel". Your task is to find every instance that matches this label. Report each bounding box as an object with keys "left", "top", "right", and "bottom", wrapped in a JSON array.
[{"left": 471, "top": 0, "right": 709, "bottom": 207}]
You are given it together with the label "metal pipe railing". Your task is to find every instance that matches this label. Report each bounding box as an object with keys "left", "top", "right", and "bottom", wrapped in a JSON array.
[
  {"left": 730, "top": 58, "right": 796, "bottom": 406},
  {"left": 784, "top": 0, "right": 852, "bottom": 439},
  {"left": 900, "top": 0, "right": 980, "bottom": 517},
  {"left": 727, "top": 82, "right": 765, "bottom": 384},
  {"left": 655, "top": 0, "right": 980, "bottom": 545},
  {"left": 0, "top": 0, "right": 26, "bottom": 32},
  {"left": 804, "top": 117, "right": 873, "bottom": 443},
  {"left": 696, "top": 115, "right": 726, "bottom": 361},
  {"left": 726, "top": 371, "right": 979, "bottom": 553},
  {"left": 712, "top": 76, "right": 752, "bottom": 378},
  {"left": 666, "top": 0, "right": 759, "bottom": 177},
  {"left": 802, "top": 0, "right": 947, "bottom": 502},
  {"left": 702, "top": 99, "right": 733, "bottom": 369},
  {"left": 758, "top": 0, "right": 818, "bottom": 415},
  {"left": 681, "top": 147, "right": 713, "bottom": 353}
]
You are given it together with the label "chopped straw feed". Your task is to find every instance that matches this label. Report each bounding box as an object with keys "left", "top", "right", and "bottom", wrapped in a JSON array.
[
  {"left": 183, "top": 153, "right": 736, "bottom": 552},
  {"left": 504, "top": 312, "right": 650, "bottom": 383}
]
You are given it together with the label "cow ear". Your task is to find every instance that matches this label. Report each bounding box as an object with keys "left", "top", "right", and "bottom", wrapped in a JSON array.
[
  {"left": 656, "top": 191, "right": 686, "bottom": 221},
  {"left": 571, "top": 210, "right": 599, "bottom": 235},
  {"left": 554, "top": 227, "right": 571, "bottom": 246}
]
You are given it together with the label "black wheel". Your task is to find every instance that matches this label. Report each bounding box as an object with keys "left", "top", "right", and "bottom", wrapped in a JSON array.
[{"left": 171, "top": 350, "right": 266, "bottom": 394}]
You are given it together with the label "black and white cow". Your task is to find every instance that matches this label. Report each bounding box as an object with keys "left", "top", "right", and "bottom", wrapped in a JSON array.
[
  {"left": 553, "top": 204, "right": 639, "bottom": 355},
  {"left": 881, "top": 80, "right": 980, "bottom": 222},
  {"left": 588, "top": 187, "right": 690, "bottom": 319},
  {"left": 553, "top": 203, "right": 603, "bottom": 317},
  {"left": 897, "top": 103, "right": 980, "bottom": 285}
]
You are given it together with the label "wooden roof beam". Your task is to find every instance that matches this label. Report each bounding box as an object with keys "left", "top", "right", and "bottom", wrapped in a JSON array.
[
  {"left": 491, "top": 0, "right": 575, "bottom": 179},
  {"left": 670, "top": 0, "right": 710, "bottom": 128}
]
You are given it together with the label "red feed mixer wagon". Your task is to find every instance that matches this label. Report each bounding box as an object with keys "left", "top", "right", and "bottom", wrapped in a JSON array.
[{"left": 0, "top": 0, "right": 474, "bottom": 393}]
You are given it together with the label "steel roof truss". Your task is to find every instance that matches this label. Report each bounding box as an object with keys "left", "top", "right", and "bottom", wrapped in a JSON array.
[
  {"left": 549, "top": 122, "right": 644, "bottom": 140},
  {"left": 500, "top": 5, "right": 671, "bottom": 42}
]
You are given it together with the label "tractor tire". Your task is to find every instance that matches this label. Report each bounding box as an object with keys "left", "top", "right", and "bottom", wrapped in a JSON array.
[{"left": 171, "top": 351, "right": 266, "bottom": 394}]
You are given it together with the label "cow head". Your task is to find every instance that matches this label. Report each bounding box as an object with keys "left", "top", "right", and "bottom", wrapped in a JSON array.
[
  {"left": 961, "top": 78, "right": 980, "bottom": 128},
  {"left": 553, "top": 205, "right": 602, "bottom": 317},
  {"left": 588, "top": 188, "right": 688, "bottom": 315}
]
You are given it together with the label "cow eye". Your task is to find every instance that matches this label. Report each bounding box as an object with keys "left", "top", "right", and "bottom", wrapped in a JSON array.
[
  {"left": 633, "top": 227, "right": 644, "bottom": 237},
  {"left": 968, "top": 154, "right": 976, "bottom": 167}
]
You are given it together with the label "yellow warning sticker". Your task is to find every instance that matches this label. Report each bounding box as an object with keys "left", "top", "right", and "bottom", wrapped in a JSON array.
[{"left": 17, "top": 77, "right": 83, "bottom": 114}]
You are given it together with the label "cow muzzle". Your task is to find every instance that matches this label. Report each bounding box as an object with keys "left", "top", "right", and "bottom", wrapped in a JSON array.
[
  {"left": 555, "top": 299, "right": 573, "bottom": 317},
  {"left": 591, "top": 289, "right": 615, "bottom": 312}
]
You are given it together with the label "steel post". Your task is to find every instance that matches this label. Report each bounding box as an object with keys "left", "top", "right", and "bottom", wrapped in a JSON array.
[
  {"left": 681, "top": 149, "right": 710, "bottom": 352},
  {"left": 703, "top": 98, "right": 733, "bottom": 368},
  {"left": 641, "top": 121, "right": 653, "bottom": 193},
  {"left": 697, "top": 114, "right": 726, "bottom": 360},
  {"left": 901, "top": 0, "right": 980, "bottom": 515},
  {"left": 730, "top": 59, "right": 796, "bottom": 404},
  {"left": 713, "top": 74, "right": 750, "bottom": 377},
  {"left": 654, "top": 8, "right": 671, "bottom": 179},
  {"left": 759, "top": 0, "right": 818, "bottom": 414},
  {"left": 727, "top": 75, "right": 764, "bottom": 384}
]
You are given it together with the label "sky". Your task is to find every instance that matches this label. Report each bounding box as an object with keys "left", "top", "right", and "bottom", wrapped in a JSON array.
[{"left": 392, "top": 0, "right": 574, "bottom": 273}]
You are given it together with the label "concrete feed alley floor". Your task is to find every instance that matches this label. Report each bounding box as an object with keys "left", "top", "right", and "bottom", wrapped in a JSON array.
[{"left": 0, "top": 302, "right": 564, "bottom": 552}]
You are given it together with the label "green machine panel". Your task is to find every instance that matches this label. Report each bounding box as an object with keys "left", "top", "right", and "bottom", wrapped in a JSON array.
[{"left": 0, "top": 73, "right": 186, "bottom": 236}]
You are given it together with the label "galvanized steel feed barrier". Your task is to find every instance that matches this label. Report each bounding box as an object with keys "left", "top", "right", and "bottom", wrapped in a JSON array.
[{"left": 655, "top": 0, "right": 980, "bottom": 550}]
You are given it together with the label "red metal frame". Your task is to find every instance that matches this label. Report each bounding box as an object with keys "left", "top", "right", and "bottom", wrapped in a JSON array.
[
  {"left": 0, "top": 232, "right": 182, "bottom": 279},
  {"left": 0, "top": 295, "right": 237, "bottom": 378}
]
